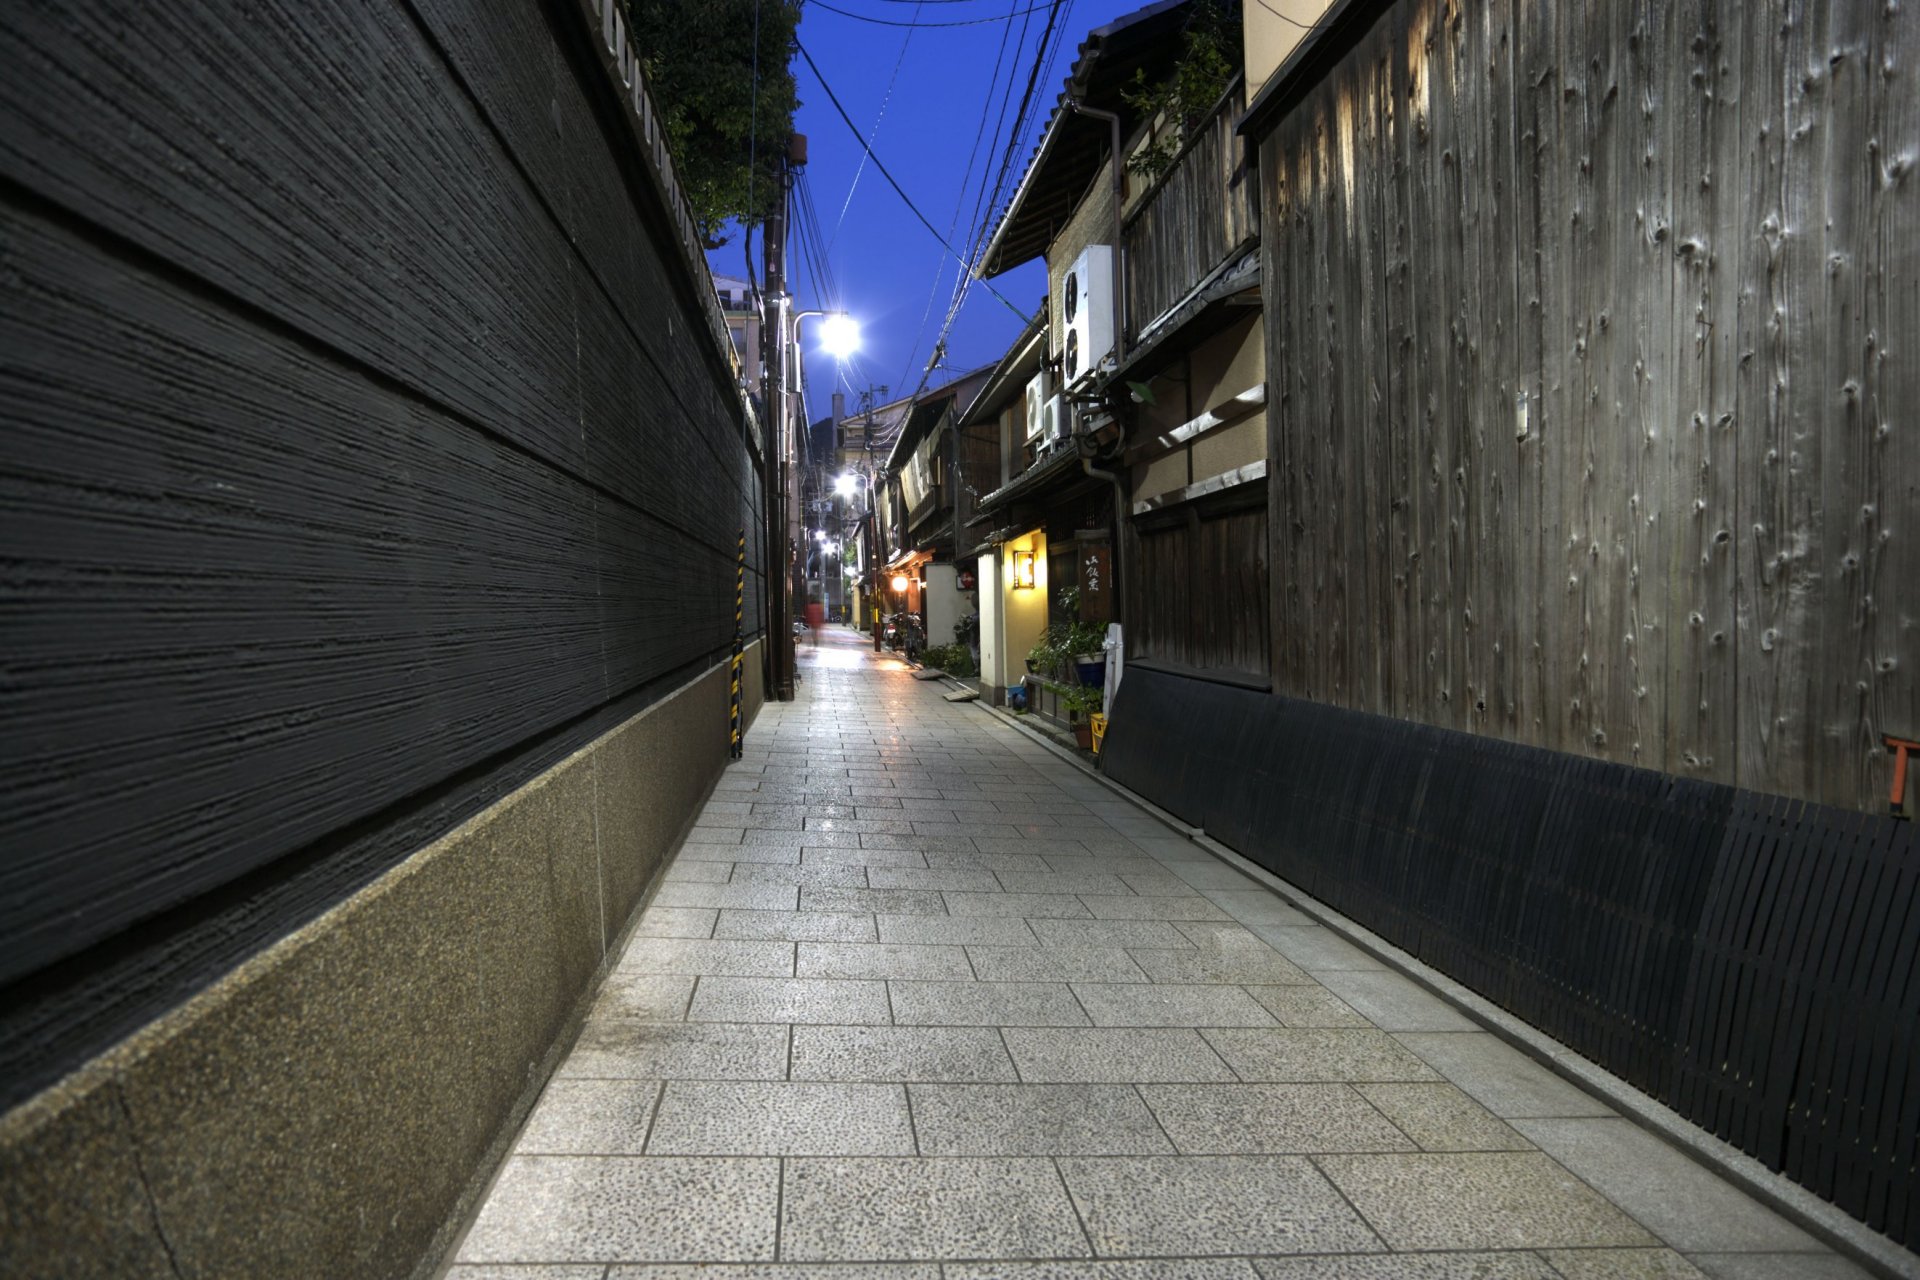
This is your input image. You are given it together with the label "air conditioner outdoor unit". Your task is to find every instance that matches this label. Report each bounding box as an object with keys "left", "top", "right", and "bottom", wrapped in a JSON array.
[
  {"left": 1023, "top": 370, "right": 1055, "bottom": 442},
  {"left": 1059, "top": 244, "right": 1115, "bottom": 389},
  {"left": 1043, "top": 394, "right": 1069, "bottom": 448}
]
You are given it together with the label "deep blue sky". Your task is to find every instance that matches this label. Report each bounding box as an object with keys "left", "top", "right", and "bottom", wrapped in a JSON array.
[{"left": 705, "top": 0, "right": 1147, "bottom": 422}]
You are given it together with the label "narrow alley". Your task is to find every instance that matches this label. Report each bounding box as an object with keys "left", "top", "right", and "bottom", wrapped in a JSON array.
[{"left": 446, "top": 626, "right": 1861, "bottom": 1278}]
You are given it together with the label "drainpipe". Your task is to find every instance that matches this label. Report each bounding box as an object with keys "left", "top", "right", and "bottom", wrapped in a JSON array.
[{"left": 1066, "top": 99, "right": 1126, "bottom": 362}]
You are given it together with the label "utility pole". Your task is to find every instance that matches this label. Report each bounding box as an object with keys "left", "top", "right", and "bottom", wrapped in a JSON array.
[{"left": 761, "top": 134, "right": 795, "bottom": 700}]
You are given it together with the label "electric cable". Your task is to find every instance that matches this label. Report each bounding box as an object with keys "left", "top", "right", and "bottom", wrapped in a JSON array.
[
  {"left": 807, "top": 0, "right": 1057, "bottom": 25},
  {"left": 793, "top": 37, "right": 1029, "bottom": 317}
]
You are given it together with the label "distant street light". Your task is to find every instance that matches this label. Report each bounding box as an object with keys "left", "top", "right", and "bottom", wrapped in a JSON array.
[
  {"left": 818, "top": 312, "right": 861, "bottom": 359},
  {"left": 834, "top": 473, "right": 859, "bottom": 499}
]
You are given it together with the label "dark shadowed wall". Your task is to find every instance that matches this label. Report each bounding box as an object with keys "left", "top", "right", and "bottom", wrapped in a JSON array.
[
  {"left": 0, "top": 0, "right": 762, "bottom": 1158},
  {"left": 1257, "top": 0, "right": 1917, "bottom": 814}
]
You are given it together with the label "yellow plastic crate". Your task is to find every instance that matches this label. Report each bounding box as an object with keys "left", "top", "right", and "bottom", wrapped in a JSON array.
[{"left": 1089, "top": 713, "right": 1108, "bottom": 755}]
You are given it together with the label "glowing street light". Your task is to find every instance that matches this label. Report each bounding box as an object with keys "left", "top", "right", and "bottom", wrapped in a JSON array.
[
  {"left": 818, "top": 312, "right": 861, "bottom": 359},
  {"left": 834, "top": 473, "right": 860, "bottom": 499}
]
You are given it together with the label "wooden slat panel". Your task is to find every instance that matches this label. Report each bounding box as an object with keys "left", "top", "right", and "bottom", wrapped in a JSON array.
[{"left": 1258, "top": 0, "right": 1917, "bottom": 815}]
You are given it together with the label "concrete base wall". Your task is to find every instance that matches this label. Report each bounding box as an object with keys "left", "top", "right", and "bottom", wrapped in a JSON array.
[{"left": 0, "top": 643, "right": 764, "bottom": 1280}]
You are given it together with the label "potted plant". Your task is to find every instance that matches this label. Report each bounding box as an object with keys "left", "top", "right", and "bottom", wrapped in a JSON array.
[{"left": 1060, "top": 684, "right": 1104, "bottom": 749}]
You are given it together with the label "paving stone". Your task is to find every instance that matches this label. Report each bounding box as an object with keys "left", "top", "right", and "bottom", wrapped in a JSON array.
[
  {"left": 909, "top": 1083, "right": 1175, "bottom": 1155},
  {"left": 802, "top": 886, "right": 949, "bottom": 916},
  {"left": 743, "top": 829, "right": 863, "bottom": 848},
  {"left": 1512, "top": 1117, "right": 1819, "bottom": 1252},
  {"left": 1682, "top": 1254, "right": 1871, "bottom": 1280},
  {"left": 889, "top": 980, "right": 1087, "bottom": 1026},
  {"left": 446, "top": 1267, "right": 607, "bottom": 1280},
  {"left": 1395, "top": 1033, "right": 1615, "bottom": 1119},
  {"left": 1313, "top": 971, "right": 1479, "bottom": 1032},
  {"left": 559, "top": 1022, "right": 789, "bottom": 1080},
  {"left": 1245, "top": 985, "right": 1370, "bottom": 1027},
  {"left": 654, "top": 882, "right": 801, "bottom": 911},
  {"left": 647, "top": 1082, "right": 913, "bottom": 1155},
  {"left": 808, "top": 816, "right": 918, "bottom": 835},
  {"left": 676, "top": 843, "right": 800, "bottom": 865},
  {"left": 1141, "top": 1082, "right": 1416, "bottom": 1155},
  {"left": 875, "top": 914, "right": 1039, "bottom": 946},
  {"left": 1173, "top": 921, "right": 1271, "bottom": 948},
  {"left": 513, "top": 1080, "right": 660, "bottom": 1154},
  {"left": 789, "top": 1025, "right": 1018, "bottom": 1082},
  {"left": 589, "top": 974, "right": 697, "bottom": 1022},
  {"left": 966, "top": 945, "right": 1149, "bottom": 983},
  {"left": 617, "top": 938, "right": 795, "bottom": 977},
  {"left": 866, "top": 867, "right": 1004, "bottom": 892},
  {"left": 1059, "top": 1155, "right": 1383, "bottom": 1256},
  {"left": 1117, "top": 871, "right": 1201, "bottom": 896},
  {"left": 1203, "top": 889, "right": 1316, "bottom": 928},
  {"left": 797, "top": 941, "right": 973, "bottom": 980},
  {"left": 780, "top": 1157, "right": 1091, "bottom": 1261},
  {"left": 997, "top": 871, "right": 1139, "bottom": 896},
  {"left": 608, "top": 1267, "right": 941, "bottom": 1280},
  {"left": 1128, "top": 947, "right": 1312, "bottom": 985},
  {"left": 729, "top": 862, "right": 871, "bottom": 887},
  {"left": 1355, "top": 1083, "right": 1533, "bottom": 1152},
  {"left": 1252, "top": 1254, "right": 1558, "bottom": 1279},
  {"left": 1071, "top": 982, "right": 1278, "bottom": 1027},
  {"left": 948, "top": 1263, "right": 1258, "bottom": 1280},
  {"left": 688, "top": 977, "right": 891, "bottom": 1025},
  {"left": 802, "top": 846, "right": 929, "bottom": 868},
  {"left": 1078, "top": 894, "right": 1232, "bottom": 921},
  {"left": 715, "top": 909, "right": 877, "bottom": 943},
  {"left": 943, "top": 891, "right": 1092, "bottom": 918},
  {"left": 1028, "top": 919, "right": 1196, "bottom": 949},
  {"left": 923, "top": 850, "right": 1056, "bottom": 873},
  {"left": 684, "top": 827, "right": 748, "bottom": 845},
  {"left": 1202, "top": 1029, "right": 1442, "bottom": 1082},
  {"left": 457, "top": 1156, "right": 778, "bottom": 1263},
  {"left": 1003, "top": 1028, "right": 1239, "bottom": 1082},
  {"left": 662, "top": 861, "right": 733, "bottom": 883},
  {"left": 1543, "top": 1250, "right": 1711, "bottom": 1279},
  {"left": 1248, "top": 926, "right": 1388, "bottom": 971},
  {"left": 1315, "top": 1152, "right": 1660, "bottom": 1250}
]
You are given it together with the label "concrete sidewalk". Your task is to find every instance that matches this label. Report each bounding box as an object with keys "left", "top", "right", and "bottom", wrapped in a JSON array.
[{"left": 446, "top": 627, "right": 1873, "bottom": 1279}]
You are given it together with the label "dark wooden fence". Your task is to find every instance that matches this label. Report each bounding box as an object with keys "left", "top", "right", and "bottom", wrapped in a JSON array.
[
  {"left": 1123, "top": 78, "right": 1258, "bottom": 336},
  {"left": 0, "top": 0, "right": 762, "bottom": 1108},
  {"left": 1103, "top": 666, "right": 1919, "bottom": 1245}
]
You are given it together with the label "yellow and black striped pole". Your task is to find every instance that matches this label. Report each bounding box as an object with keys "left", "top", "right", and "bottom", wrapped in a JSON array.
[{"left": 730, "top": 527, "right": 745, "bottom": 758}]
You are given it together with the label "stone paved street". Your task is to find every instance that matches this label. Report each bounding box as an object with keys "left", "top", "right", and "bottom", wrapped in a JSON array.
[{"left": 449, "top": 628, "right": 1871, "bottom": 1279}]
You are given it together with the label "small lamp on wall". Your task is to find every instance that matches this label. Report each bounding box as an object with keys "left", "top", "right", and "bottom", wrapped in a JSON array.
[
  {"left": 1011, "top": 550, "right": 1036, "bottom": 590},
  {"left": 891, "top": 573, "right": 911, "bottom": 594}
]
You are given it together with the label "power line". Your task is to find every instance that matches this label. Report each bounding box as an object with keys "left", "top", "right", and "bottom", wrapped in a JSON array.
[
  {"left": 807, "top": 0, "right": 1059, "bottom": 25},
  {"left": 793, "top": 37, "right": 1028, "bottom": 317}
]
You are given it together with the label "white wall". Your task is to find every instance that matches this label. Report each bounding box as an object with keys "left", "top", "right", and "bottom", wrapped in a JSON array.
[{"left": 923, "top": 563, "right": 964, "bottom": 648}]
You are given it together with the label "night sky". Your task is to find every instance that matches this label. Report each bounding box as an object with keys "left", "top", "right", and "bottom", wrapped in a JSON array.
[{"left": 706, "top": 0, "right": 1149, "bottom": 422}]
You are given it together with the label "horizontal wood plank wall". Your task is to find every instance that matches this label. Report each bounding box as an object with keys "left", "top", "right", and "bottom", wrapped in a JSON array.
[
  {"left": 0, "top": 0, "right": 762, "bottom": 1103},
  {"left": 1124, "top": 81, "right": 1258, "bottom": 337},
  {"left": 1259, "top": 0, "right": 1918, "bottom": 814}
]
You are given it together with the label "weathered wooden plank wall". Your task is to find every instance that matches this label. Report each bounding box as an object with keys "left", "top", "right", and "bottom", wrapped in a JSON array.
[
  {"left": 1124, "top": 81, "right": 1259, "bottom": 335},
  {"left": 1133, "top": 496, "right": 1269, "bottom": 679},
  {"left": 1261, "top": 0, "right": 1918, "bottom": 813},
  {"left": 0, "top": 0, "right": 761, "bottom": 1104}
]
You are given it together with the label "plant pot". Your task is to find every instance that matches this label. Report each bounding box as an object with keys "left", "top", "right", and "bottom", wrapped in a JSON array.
[
  {"left": 1074, "top": 655, "right": 1105, "bottom": 687},
  {"left": 1073, "top": 722, "right": 1094, "bottom": 750},
  {"left": 1025, "top": 658, "right": 1038, "bottom": 674}
]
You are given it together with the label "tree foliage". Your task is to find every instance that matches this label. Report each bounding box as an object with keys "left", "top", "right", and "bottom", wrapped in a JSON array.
[
  {"left": 625, "top": 0, "right": 802, "bottom": 248},
  {"left": 1122, "top": 0, "right": 1241, "bottom": 180}
]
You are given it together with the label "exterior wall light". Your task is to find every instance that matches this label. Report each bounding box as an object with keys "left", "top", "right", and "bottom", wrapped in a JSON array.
[
  {"left": 891, "top": 574, "right": 911, "bottom": 593},
  {"left": 1011, "top": 550, "right": 1036, "bottom": 590}
]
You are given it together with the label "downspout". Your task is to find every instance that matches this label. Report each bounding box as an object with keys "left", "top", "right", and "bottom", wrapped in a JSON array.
[{"left": 1065, "top": 99, "right": 1126, "bottom": 361}]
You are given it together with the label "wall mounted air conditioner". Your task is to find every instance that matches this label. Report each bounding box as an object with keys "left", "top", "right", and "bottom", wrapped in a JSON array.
[
  {"left": 1060, "top": 244, "right": 1115, "bottom": 389},
  {"left": 1023, "top": 370, "right": 1055, "bottom": 442},
  {"left": 1043, "top": 395, "right": 1069, "bottom": 448}
]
